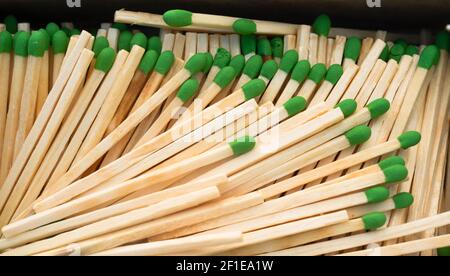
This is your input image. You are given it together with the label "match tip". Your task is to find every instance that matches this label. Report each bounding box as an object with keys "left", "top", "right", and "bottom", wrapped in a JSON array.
[
  {"left": 232, "top": 18, "right": 257, "bottom": 35},
  {"left": 367, "top": 98, "right": 390, "bottom": 119},
  {"left": 418, "top": 45, "right": 439, "bottom": 69},
  {"left": 138, "top": 50, "right": 159, "bottom": 75},
  {"left": 344, "top": 37, "right": 362, "bottom": 61},
  {"left": 397, "top": 131, "right": 421, "bottom": 149},
  {"left": 291, "top": 60, "right": 311, "bottom": 83},
  {"left": 312, "top": 14, "right": 331, "bottom": 37},
  {"left": 325, "top": 64, "right": 344, "bottom": 85},
  {"left": 393, "top": 192, "right": 414, "bottom": 209},
  {"left": 383, "top": 164, "right": 408, "bottom": 184},
  {"left": 437, "top": 247, "right": 450, "bottom": 256},
  {"left": 202, "top": 52, "right": 214, "bottom": 74},
  {"left": 176, "top": 79, "right": 200, "bottom": 103},
  {"left": 270, "top": 37, "right": 283, "bottom": 58},
  {"left": 364, "top": 186, "right": 390, "bottom": 204},
  {"left": 283, "top": 96, "right": 307, "bottom": 117},
  {"left": 243, "top": 54, "right": 263, "bottom": 78},
  {"left": 308, "top": 63, "right": 327, "bottom": 84},
  {"left": 28, "top": 30, "right": 46, "bottom": 57},
  {"left": 130, "top": 32, "right": 147, "bottom": 50},
  {"left": 229, "top": 54, "right": 246, "bottom": 75},
  {"left": 229, "top": 136, "right": 256, "bottom": 156},
  {"left": 257, "top": 37, "right": 272, "bottom": 56},
  {"left": 111, "top": 22, "right": 128, "bottom": 31},
  {"left": 242, "top": 79, "right": 266, "bottom": 100},
  {"left": 379, "top": 44, "right": 390, "bottom": 62},
  {"left": 118, "top": 31, "right": 133, "bottom": 52},
  {"left": 378, "top": 156, "right": 405, "bottom": 170},
  {"left": 154, "top": 50, "right": 175, "bottom": 75},
  {"left": 0, "top": 31, "right": 13, "bottom": 53},
  {"left": 405, "top": 45, "right": 419, "bottom": 56},
  {"left": 70, "top": 28, "right": 81, "bottom": 37},
  {"left": 185, "top": 53, "right": 207, "bottom": 75},
  {"left": 214, "top": 66, "right": 236, "bottom": 88},
  {"left": 240, "top": 34, "right": 257, "bottom": 55},
  {"left": 279, "top": 49, "right": 299, "bottom": 73},
  {"left": 260, "top": 60, "right": 278, "bottom": 80},
  {"left": 46, "top": 22, "right": 60, "bottom": 39},
  {"left": 436, "top": 31, "right": 450, "bottom": 52},
  {"left": 163, "top": 9, "right": 193, "bottom": 27},
  {"left": 148, "top": 36, "right": 162, "bottom": 54},
  {"left": 95, "top": 47, "right": 116, "bottom": 73},
  {"left": 4, "top": 15, "right": 18, "bottom": 34},
  {"left": 213, "top": 48, "right": 232, "bottom": 69},
  {"left": 335, "top": 99, "right": 357, "bottom": 118},
  {"left": 93, "top": 36, "right": 110, "bottom": 58},
  {"left": 362, "top": 212, "right": 387, "bottom": 230},
  {"left": 13, "top": 31, "right": 30, "bottom": 56},
  {"left": 345, "top": 125, "right": 372, "bottom": 146},
  {"left": 390, "top": 43, "right": 406, "bottom": 58},
  {"left": 39, "top": 29, "right": 50, "bottom": 51}
]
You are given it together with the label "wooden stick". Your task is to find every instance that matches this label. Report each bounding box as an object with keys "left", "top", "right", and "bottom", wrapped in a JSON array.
[
  {"left": 197, "top": 33, "right": 209, "bottom": 53},
  {"left": 330, "top": 36, "right": 346, "bottom": 66},
  {"left": 265, "top": 211, "right": 450, "bottom": 256},
  {"left": 161, "top": 33, "right": 175, "bottom": 52},
  {"left": 284, "top": 35, "right": 296, "bottom": 53},
  {"left": 326, "top": 38, "right": 334, "bottom": 67},
  {"left": 296, "top": 25, "right": 311, "bottom": 60},
  {"left": 308, "top": 33, "right": 318, "bottom": 65},
  {"left": 0, "top": 32, "right": 12, "bottom": 182},
  {"left": 357, "top": 37, "right": 374, "bottom": 66},
  {"left": 324, "top": 63, "right": 359, "bottom": 106},
  {"left": 36, "top": 41, "right": 50, "bottom": 117},
  {"left": 17, "top": 23, "right": 30, "bottom": 32},
  {"left": 106, "top": 28, "right": 119, "bottom": 51},
  {"left": 209, "top": 34, "right": 220, "bottom": 56}
]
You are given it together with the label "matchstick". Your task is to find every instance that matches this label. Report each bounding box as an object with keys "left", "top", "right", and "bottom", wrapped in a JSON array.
[
  {"left": 274, "top": 60, "right": 310, "bottom": 107},
  {"left": 259, "top": 49, "right": 298, "bottom": 103},
  {"left": 96, "top": 29, "right": 107, "bottom": 38},
  {"left": 358, "top": 37, "right": 374, "bottom": 65},
  {"left": 95, "top": 231, "right": 243, "bottom": 256},
  {"left": 296, "top": 25, "right": 310, "bottom": 60},
  {"left": 296, "top": 63, "right": 327, "bottom": 102},
  {"left": 308, "top": 33, "right": 318, "bottom": 65},
  {"left": 309, "top": 64, "right": 344, "bottom": 105},
  {"left": 326, "top": 37, "right": 334, "bottom": 67},
  {"left": 229, "top": 34, "right": 240, "bottom": 56},
  {"left": 234, "top": 55, "right": 263, "bottom": 89},
  {"left": 219, "top": 34, "right": 230, "bottom": 52},
  {"left": 241, "top": 34, "right": 256, "bottom": 60},
  {"left": 209, "top": 34, "right": 220, "bottom": 56},
  {"left": 14, "top": 31, "right": 46, "bottom": 157},
  {"left": 257, "top": 59, "right": 278, "bottom": 86},
  {"left": 51, "top": 31, "right": 69, "bottom": 86},
  {"left": 329, "top": 35, "right": 346, "bottom": 66},
  {"left": 18, "top": 23, "right": 30, "bottom": 32},
  {"left": 161, "top": 32, "right": 175, "bottom": 52},
  {"left": 197, "top": 33, "right": 209, "bottom": 53},
  {"left": 3, "top": 15, "right": 17, "bottom": 34},
  {"left": 197, "top": 48, "right": 231, "bottom": 95},
  {"left": 209, "top": 54, "right": 245, "bottom": 104},
  {"left": 106, "top": 27, "right": 119, "bottom": 51},
  {"left": 283, "top": 35, "right": 296, "bottom": 54},
  {"left": 342, "top": 37, "right": 362, "bottom": 70},
  {"left": 257, "top": 37, "right": 272, "bottom": 61},
  {"left": 36, "top": 29, "right": 50, "bottom": 116},
  {"left": 312, "top": 14, "right": 331, "bottom": 65},
  {"left": 271, "top": 37, "right": 283, "bottom": 64},
  {"left": 0, "top": 31, "right": 12, "bottom": 176}
]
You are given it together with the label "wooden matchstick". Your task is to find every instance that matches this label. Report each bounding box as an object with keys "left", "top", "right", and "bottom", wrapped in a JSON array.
[
  {"left": 358, "top": 37, "right": 374, "bottom": 65},
  {"left": 312, "top": 14, "right": 331, "bottom": 65},
  {"left": 209, "top": 34, "right": 220, "bottom": 56},
  {"left": 309, "top": 64, "right": 344, "bottom": 106},
  {"left": 274, "top": 60, "right": 310, "bottom": 107},
  {"left": 106, "top": 27, "right": 119, "bottom": 51},
  {"left": 0, "top": 31, "right": 12, "bottom": 178},
  {"left": 51, "top": 31, "right": 69, "bottom": 86},
  {"left": 295, "top": 63, "right": 327, "bottom": 102},
  {"left": 36, "top": 29, "right": 50, "bottom": 116},
  {"left": 329, "top": 35, "right": 346, "bottom": 66},
  {"left": 308, "top": 33, "right": 318, "bottom": 65},
  {"left": 326, "top": 37, "right": 334, "bottom": 67},
  {"left": 342, "top": 37, "right": 362, "bottom": 70}
]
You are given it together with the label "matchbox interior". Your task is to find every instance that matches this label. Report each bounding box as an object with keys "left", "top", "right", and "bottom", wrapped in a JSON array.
[{"left": 0, "top": 0, "right": 448, "bottom": 32}]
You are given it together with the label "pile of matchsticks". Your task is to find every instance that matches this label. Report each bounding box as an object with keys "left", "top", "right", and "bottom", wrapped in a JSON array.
[{"left": 0, "top": 8, "right": 448, "bottom": 256}]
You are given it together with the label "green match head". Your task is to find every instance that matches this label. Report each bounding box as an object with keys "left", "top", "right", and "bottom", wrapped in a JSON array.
[
  {"left": 308, "top": 63, "right": 327, "bottom": 84},
  {"left": 260, "top": 60, "right": 278, "bottom": 80},
  {"left": 366, "top": 98, "right": 390, "bottom": 119},
  {"left": 382, "top": 164, "right": 408, "bottom": 184},
  {"left": 93, "top": 36, "right": 110, "bottom": 58},
  {"left": 418, "top": 45, "right": 439, "bottom": 69},
  {"left": 147, "top": 36, "right": 162, "bottom": 54},
  {"left": 405, "top": 45, "right": 419, "bottom": 56},
  {"left": 154, "top": 50, "right": 175, "bottom": 75},
  {"left": 397, "top": 131, "right": 421, "bottom": 149},
  {"left": 163, "top": 9, "right": 193, "bottom": 27},
  {"left": 283, "top": 96, "right": 307, "bottom": 117},
  {"left": 111, "top": 23, "right": 128, "bottom": 31},
  {"left": 279, "top": 50, "right": 299, "bottom": 73},
  {"left": 229, "top": 54, "right": 245, "bottom": 76},
  {"left": 436, "top": 31, "right": 449, "bottom": 52},
  {"left": 344, "top": 37, "right": 362, "bottom": 61},
  {"left": 130, "top": 32, "right": 147, "bottom": 49},
  {"left": 118, "top": 31, "right": 133, "bottom": 52},
  {"left": 0, "top": 31, "right": 13, "bottom": 53},
  {"left": 257, "top": 37, "right": 272, "bottom": 56},
  {"left": 13, "top": 31, "right": 30, "bottom": 56},
  {"left": 325, "top": 64, "right": 343, "bottom": 85},
  {"left": 364, "top": 186, "right": 390, "bottom": 204},
  {"left": 176, "top": 79, "right": 200, "bottom": 103},
  {"left": 394, "top": 39, "right": 408, "bottom": 49},
  {"left": 213, "top": 66, "right": 236, "bottom": 88},
  {"left": 4, "top": 15, "right": 17, "bottom": 34},
  {"left": 389, "top": 43, "right": 406, "bottom": 62},
  {"left": 312, "top": 14, "right": 331, "bottom": 37},
  {"left": 28, "top": 31, "right": 46, "bottom": 57},
  {"left": 378, "top": 156, "right": 405, "bottom": 170},
  {"left": 232, "top": 18, "right": 257, "bottom": 35},
  {"left": 202, "top": 52, "right": 214, "bottom": 74},
  {"left": 271, "top": 37, "right": 284, "bottom": 58},
  {"left": 46, "top": 22, "right": 60, "bottom": 40},
  {"left": 138, "top": 50, "right": 159, "bottom": 75},
  {"left": 344, "top": 125, "right": 372, "bottom": 146},
  {"left": 94, "top": 47, "right": 116, "bottom": 73},
  {"left": 185, "top": 53, "right": 207, "bottom": 75},
  {"left": 379, "top": 44, "right": 390, "bottom": 62},
  {"left": 38, "top": 29, "right": 50, "bottom": 51},
  {"left": 362, "top": 212, "right": 387, "bottom": 230},
  {"left": 213, "top": 48, "right": 231, "bottom": 69},
  {"left": 242, "top": 79, "right": 266, "bottom": 100},
  {"left": 243, "top": 55, "right": 263, "bottom": 78},
  {"left": 392, "top": 192, "right": 414, "bottom": 209},
  {"left": 61, "top": 27, "right": 71, "bottom": 37},
  {"left": 437, "top": 247, "right": 450, "bottom": 256},
  {"left": 335, "top": 99, "right": 357, "bottom": 118},
  {"left": 291, "top": 60, "right": 311, "bottom": 83},
  {"left": 229, "top": 136, "right": 256, "bottom": 156},
  {"left": 70, "top": 28, "right": 81, "bottom": 37},
  {"left": 241, "top": 34, "right": 256, "bottom": 56}
]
